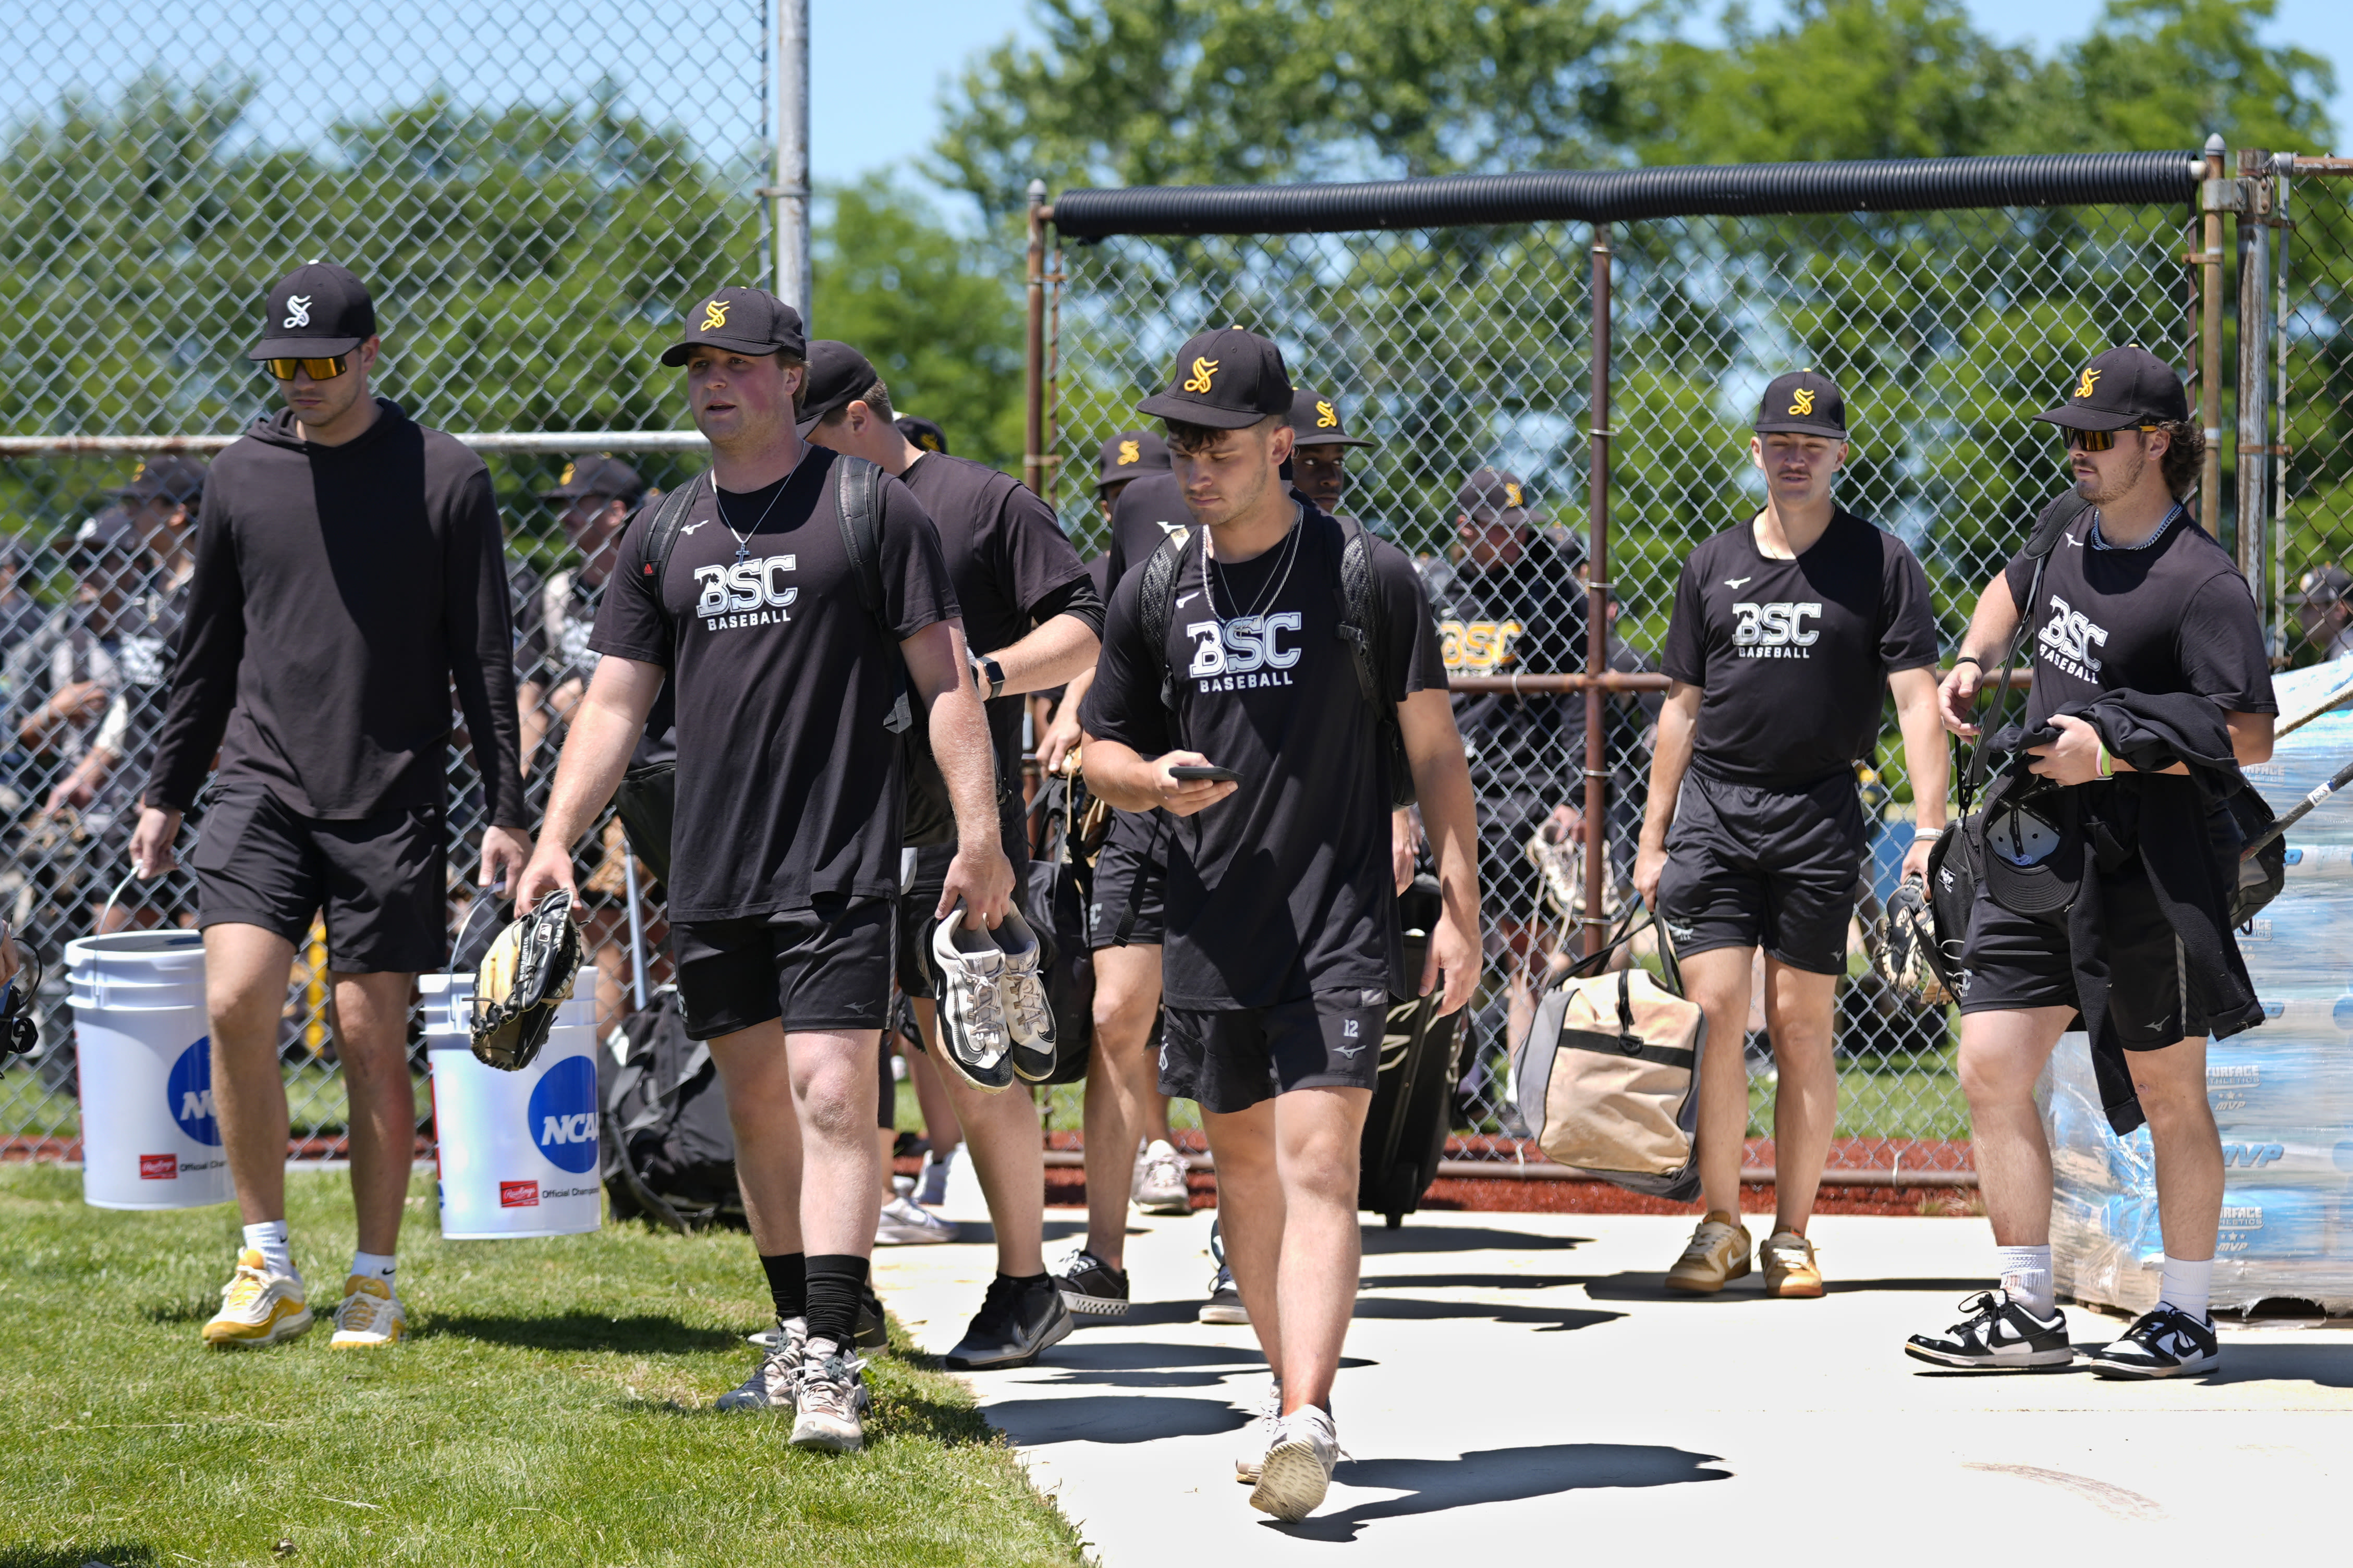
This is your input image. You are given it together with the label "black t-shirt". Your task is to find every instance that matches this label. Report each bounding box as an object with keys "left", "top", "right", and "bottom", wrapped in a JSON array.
[
  {"left": 1103, "top": 470, "right": 1193, "bottom": 592},
  {"left": 1081, "top": 506, "right": 1448, "bottom": 1009},
  {"left": 1418, "top": 535, "right": 1590, "bottom": 801},
  {"left": 1662, "top": 509, "right": 1940, "bottom": 787},
  {"left": 897, "top": 452, "right": 1097, "bottom": 840},
  {"left": 589, "top": 449, "right": 958, "bottom": 921},
  {"left": 2001, "top": 506, "right": 2275, "bottom": 730}
]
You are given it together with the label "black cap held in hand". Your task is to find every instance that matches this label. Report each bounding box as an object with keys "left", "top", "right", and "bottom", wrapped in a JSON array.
[
  {"left": 1287, "top": 387, "right": 1374, "bottom": 449},
  {"left": 660, "top": 286, "right": 808, "bottom": 368},
  {"left": 1753, "top": 370, "right": 1847, "bottom": 439},
  {"left": 797, "top": 339, "right": 882, "bottom": 435},
  {"left": 1139, "top": 327, "right": 1293, "bottom": 430},
  {"left": 1097, "top": 430, "right": 1171, "bottom": 488},
  {"left": 2033, "top": 345, "right": 2190, "bottom": 432},
  {"left": 248, "top": 261, "right": 376, "bottom": 361}
]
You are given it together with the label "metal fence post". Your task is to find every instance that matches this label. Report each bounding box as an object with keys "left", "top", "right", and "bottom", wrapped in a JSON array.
[
  {"left": 771, "top": 0, "right": 812, "bottom": 322},
  {"left": 2237, "top": 148, "right": 2274, "bottom": 630},
  {"left": 1026, "top": 181, "right": 1049, "bottom": 501},
  {"left": 2201, "top": 133, "right": 2228, "bottom": 535},
  {"left": 1581, "top": 222, "right": 1614, "bottom": 959}
]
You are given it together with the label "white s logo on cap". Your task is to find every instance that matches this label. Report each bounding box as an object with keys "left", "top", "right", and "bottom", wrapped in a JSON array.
[{"left": 283, "top": 295, "right": 313, "bottom": 328}]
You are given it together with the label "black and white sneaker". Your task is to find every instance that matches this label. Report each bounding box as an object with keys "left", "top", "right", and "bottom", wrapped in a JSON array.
[
  {"left": 2087, "top": 1304, "right": 2220, "bottom": 1379},
  {"left": 1904, "top": 1290, "right": 2074, "bottom": 1369},
  {"left": 1052, "top": 1248, "right": 1131, "bottom": 1318},
  {"left": 945, "top": 1273, "right": 1075, "bottom": 1370},
  {"left": 992, "top": 908, "right": 1059, "bottom": 1083}
]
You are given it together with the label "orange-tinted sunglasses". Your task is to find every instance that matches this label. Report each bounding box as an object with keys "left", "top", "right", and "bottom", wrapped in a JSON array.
[{"left": 262, "top": 353, "right": 350, "bottom": 381}]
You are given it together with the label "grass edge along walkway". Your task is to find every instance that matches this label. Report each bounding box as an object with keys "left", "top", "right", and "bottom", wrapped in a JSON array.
[{"left": 0, "top": 1165, "right": 1089, "bottom": 1568}]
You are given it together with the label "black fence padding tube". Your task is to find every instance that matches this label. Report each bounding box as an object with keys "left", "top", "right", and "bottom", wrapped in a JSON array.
[{"left": 1049, "top": 152, "right": 2201, "bottom": 239}]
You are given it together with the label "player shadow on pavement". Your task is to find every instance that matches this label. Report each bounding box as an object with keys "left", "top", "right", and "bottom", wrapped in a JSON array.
[
  {"left": 1358, "top": 1226, "right": 1592, "bottom": 1255},
  {"left": 1273, "top": 1443, "right": 1732, "bottom": 1540},
  {"left": 1576, "top": 1272, "right": 1989, "bottom": 1303},
  {"left": 985, "top": 1392, "right": 1253, "bottom": 1445},
  {"left": 1020, "top": 1340, "right": 1374, "bottom": 1390},
  {"left": 1349, "top": 1297, "right": 1624, "bottom": 1333},
  {"left": 2181, "top": 1342, "right": 2353, "bottom": 1389},
  {"left": 414, "top": 1311, "right": 742, "bottom": 1354}
]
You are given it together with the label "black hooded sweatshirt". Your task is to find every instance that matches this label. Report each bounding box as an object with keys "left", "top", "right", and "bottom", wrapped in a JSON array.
[{"left": 143, "top": 399, "right": 527, "bottom": 828}]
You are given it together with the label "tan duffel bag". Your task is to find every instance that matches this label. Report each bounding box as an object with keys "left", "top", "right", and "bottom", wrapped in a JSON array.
[{"left": 1510, "top": 919, "right": 1707, "bottom": 1200}]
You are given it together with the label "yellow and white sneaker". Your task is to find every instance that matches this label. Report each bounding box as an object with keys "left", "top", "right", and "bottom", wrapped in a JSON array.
[
  {"left": 202, "top": 1249, "right": 313, "bottom": 1348},
  {"left": 329, "top": 1275, "right": 407, "bottom": 1348}
]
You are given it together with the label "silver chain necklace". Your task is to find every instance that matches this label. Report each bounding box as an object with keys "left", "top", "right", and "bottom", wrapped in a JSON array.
[
  {"left": 714, "top": 453, "right": 808, "bottom": 561},
  {"left": 1205, "top": 505, "right": 1303, "bottom": 625}
]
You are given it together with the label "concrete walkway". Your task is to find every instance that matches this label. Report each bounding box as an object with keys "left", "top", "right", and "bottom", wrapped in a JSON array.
[{"left": 874, "top": 1204, "right": 2353, "bottom": 1565}]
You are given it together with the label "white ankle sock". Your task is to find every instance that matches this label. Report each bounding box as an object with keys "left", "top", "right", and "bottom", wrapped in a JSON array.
[
  {"left": 1996, "top": 1244, "right": 2054, "bottom": 1316},
  {"left": 242, "top": 1221, "right": 294, "bottom": 1278},
  {"left": 2157, "top": 1255, "right": 2212, "bottom": 1322},
  {"left": 350, "top": 1251, "right": 397, "bottom": 1288}
]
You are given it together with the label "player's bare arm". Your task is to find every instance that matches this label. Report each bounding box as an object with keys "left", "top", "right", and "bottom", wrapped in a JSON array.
[
  {"left": 1078, "top": 732, "right": 1237, "bottom": 817},
  {"left": 1889, "top": 666, "right": 1949, "bottom": 882},
  {"left": 903, "top": 617, "right": 1015, "bottom": 926},
  {"left": 1632, "top": 679, "right": 1702, "bottom": 909},
  {"left": 1398, "top": 687, "right": 1481, "bottom": 1015},
  {"left": 1941, "top": 572, "right": 2020, "bottom": 738}
]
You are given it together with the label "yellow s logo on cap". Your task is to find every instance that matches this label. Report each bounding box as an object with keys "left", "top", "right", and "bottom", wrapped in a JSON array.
[
  {"left": 1503, "top": 482, "right": 1523, "bottom": 508},
  {"left": 1182, "top": 357, "right": 1219, "bottom": 394},
  {"left": 1315, "top": 400, "right": 1338, "bottom": 428},
  {"left": 1789, "top": 388, "right": 1816, "bottom": 416},
  {"left": 701, "top": 298, "right": 731, "bottom": 332},
  {"left": 2075, "top": 367, "right": 2102, "bottom": 400},
  {"left": 558, "top": 462, "right": 577, "bottom": 486},
  {"left": 1117, "top": 439, "right": 1140, "bottom": 466}
]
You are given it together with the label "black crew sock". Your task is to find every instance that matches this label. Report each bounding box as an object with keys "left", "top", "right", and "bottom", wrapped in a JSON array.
[
  {"left": 759, "top": 1251, "right": 807, "bottom": 1327},
  {"left": 804, "top": 1254, "right": 870, "bottom": 1350},
  {"left": 1001, "top": 1271, "right": 1049, "bottom": 1290}
]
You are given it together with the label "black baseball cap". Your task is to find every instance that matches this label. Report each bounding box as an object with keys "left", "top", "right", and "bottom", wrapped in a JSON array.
[
  {"left": 71, "top": 505, "right": 140, "bottom": 563},
  {"left": 248, "top": 261, "right": 376, "bottom": 361},
  {"left": 1753, "top": 370, "right": 1847, "bottom": 439},
  {"left": 1981, "top": 785, "right": 2083, "bottom": 922},
  {"left": 2033, "top": 345, "right": 2189, "bottom": 432},
  {"left": 1097, "top": 430, "right": 1171, "bottom": 489},
  {"left": 1138, "top": 327, "right": 1293, "bottom": 430},
  {"left": 110, "top": 456, "right": 207, "bottom": 506},
  {"left": 540, "top": 455, "right": 645, "bottom": 504},
  {"left": 660, "top": 286, "right": 808, "bottom": 368},
  {"left": 896, "top": 415, "right": 949, "bottom": 455},
  {"left": 797, "top": 339, "right": 881, "bottom": 436},
  {"left": 1456, "top": 468, "right": 1535, "bottom": 527},
  {"left": 1287, "top": 387, "right": 1374, "bottom": 449}
]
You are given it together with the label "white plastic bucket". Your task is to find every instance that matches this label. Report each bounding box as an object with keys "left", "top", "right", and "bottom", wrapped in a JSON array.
[
  {"left": 422, "top": 972, "right": 603, "bottom": 1239},
  {"left": 67, "top": 930, "right": 231, "bottom": 1210}
]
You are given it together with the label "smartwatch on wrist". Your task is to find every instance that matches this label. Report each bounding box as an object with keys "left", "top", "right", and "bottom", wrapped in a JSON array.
[{"left": 972, "top": 652, "right": 1007, "bottom": 702}]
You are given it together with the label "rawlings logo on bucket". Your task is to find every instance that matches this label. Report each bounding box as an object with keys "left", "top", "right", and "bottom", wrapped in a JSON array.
[
  {"left": 500, "top": 1180, "right": 540, "bottom": 1208},
  {"left": 140, "top": 1153, "right": 177, "bottom": 1180}
]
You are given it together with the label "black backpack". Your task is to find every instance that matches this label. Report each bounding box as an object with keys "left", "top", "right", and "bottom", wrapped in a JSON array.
[
  {"left": 1136, "top": 512, "right": 1417, "bottom": 809},
  {"left": 599, "top": 988, "right": 742, "bottom": 1231},
  {"left": 1023, "top": 772, "right": 1098, "bottom": 1085},
  {"left": 1358, "top": 871, "right": 1465, "bottom": 1227},
  {"left": 609, "top": 458, "right": 954, "bottom": 881},
  {"left": 1923, "top": 489, "right": 2089, "bottom": 987}
]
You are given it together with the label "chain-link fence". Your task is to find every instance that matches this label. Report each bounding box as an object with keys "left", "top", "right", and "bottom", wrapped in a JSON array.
[
  {"left": 2274, "top": 162, "right": 2353, "bottom": 669},
  {"left": 0, "top": 3, "right": 772, "bottom": 1153},
  {"left": 1046, "top": 160, "right": 2212, "bottom": 1174}
]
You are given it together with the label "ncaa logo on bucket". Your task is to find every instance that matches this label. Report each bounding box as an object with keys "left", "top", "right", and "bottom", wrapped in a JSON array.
[
  {"left": 166, "top": 1038, "right": 221, "bottom": 1147},
  {"left": 526, "top": 1055, "right": 599, "bottom": 1174}
]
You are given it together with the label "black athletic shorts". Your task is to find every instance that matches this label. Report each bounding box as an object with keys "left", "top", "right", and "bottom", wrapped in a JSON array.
[
  {"left": 672, "top": 897, "right": 895, "bottom": 1041},
  {"left": 192, "top": 782, "right": 447, "bottom": 974},
  {"left": 1654, "top": 768, "right": 1867, "bottom": 976},
  {"left": 1159, "top": 988, "right": 1390, "bottom": 1114},
  {"left": 1956, "top": 885, "right": 2202, "bottom": 1048},
  {"left": 1088, "top": 809, "right": 1167, "bottom": 950}
]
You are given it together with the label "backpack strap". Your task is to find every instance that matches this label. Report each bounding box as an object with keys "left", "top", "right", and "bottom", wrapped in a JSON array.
[
  {"left": 629, "top": 479, "right": 705, "bottom": 623},
  {"left": 1960, "top": 489, "right": 2092, "bottom": 813},
  {"left": 1334, "top": 515, "right": 1387, "bottom": 713},
  {"left": 1137, "top": 527, "right": 1192, "bottom": 713},
  {"left": 832, "top": 454, "right": 913, "bottom": 736}
]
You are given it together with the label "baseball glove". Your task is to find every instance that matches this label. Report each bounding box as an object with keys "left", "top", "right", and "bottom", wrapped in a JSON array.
[
  {"left": 1873, "top": 874, "right": 1953, "bottom": 1008},
  {"left": 470, "top": 889, "right": 585, "bottom": 1071}
]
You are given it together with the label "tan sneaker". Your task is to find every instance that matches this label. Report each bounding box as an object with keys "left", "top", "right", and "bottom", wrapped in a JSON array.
[
  {"left": 329, "top": 1275, "right": 407, "bottom": 1348},
  {"left": 1664, "top": 1211, "right": 1752, "bottom": 1294},
  {"left": 1760, "top": 1230, "right": 1823, "bottom": 1298}
]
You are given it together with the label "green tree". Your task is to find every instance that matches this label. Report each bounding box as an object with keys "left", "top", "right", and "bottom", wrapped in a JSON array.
[{"left": 812, "top": 175, "right": 1027, "bottom": 471}]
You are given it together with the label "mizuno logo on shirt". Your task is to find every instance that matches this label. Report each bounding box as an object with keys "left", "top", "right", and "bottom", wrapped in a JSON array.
[
  {"left": 1176, "top": 593, "right": 1200, "bottom": 608},
  {"left": 681, "top": 520, "right": 710, "bottom": 535},
  {"left": 1725, "top": 577, "right": 1752, "bottom": 589}
]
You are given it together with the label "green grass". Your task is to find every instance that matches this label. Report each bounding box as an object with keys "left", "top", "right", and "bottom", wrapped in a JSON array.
[{"left": 0, "top": 1167, "right": 1086, "bottom": 1568}]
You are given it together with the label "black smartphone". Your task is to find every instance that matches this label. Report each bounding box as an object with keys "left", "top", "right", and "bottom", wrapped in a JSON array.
[{"left": 1169, "top": 764, "right": 1239, "bottom": 783}]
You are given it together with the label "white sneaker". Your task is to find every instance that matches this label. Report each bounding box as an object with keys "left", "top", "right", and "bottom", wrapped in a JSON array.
[
  {"left": 931, "top": 912, "right": 1014, "bottom": 1092},
  {"left": 1132, "top": 1138, "right": 1191, "bottom": 1214},
  {"left": 992, "top": 909, "right": 1058, "bottom": 1082},
  {"left": 790, "top": 1338, "right": 868, "bottom": 1453},
  {"left": 717, "top": 1317, "right": 804, "bottom": 1410},
  {"left": 1250, "top": 1405, "right": 1340, "bottom": 1521},
  {"left": 201, "top": 1249, "right": 312, "bottom": 1348},
  {"left": 876, "top": 1193, "right": 960, "bottom": 1245},
  {"left": 329, "top": 1275, "right": 406, "bottom": 1348},
  {"left": 1235, "top": 1376, "right": 1283, "bottom": 1484}
]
